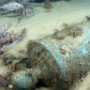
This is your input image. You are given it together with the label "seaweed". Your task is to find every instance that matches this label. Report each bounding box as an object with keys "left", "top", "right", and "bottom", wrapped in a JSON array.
[
  {"left": 52, "top": 23, "right": 83, "bottom": 40},
  {"left": 62, "top": 23, "right": 82, "bottom": 37}
]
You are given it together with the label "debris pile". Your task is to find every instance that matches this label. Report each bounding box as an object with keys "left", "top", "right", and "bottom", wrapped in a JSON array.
[
  {"left": 0, "top": 21, "right": 90, "bottom": 90},
  {"left": 26, "top": 25, "right": 90, "bottom": 90}
]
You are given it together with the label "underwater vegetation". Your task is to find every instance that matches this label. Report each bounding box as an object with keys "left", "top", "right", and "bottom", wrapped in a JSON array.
[
  {"left": 25, "top": 23, "right": 90, "bottom": 90},
  {"left": 0, "top": 0, "right": 89, "bottom": 90},
  {"left": 0, "top": 19, "right": 90, "bottom": 90},
  {"left": 52, "top": 23, "right": 83, "bottom": 40}
]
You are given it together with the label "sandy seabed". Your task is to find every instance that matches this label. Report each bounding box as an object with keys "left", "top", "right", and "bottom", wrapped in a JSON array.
[{"left": 0, "top": 0, "right": 90, "bottom": 90}]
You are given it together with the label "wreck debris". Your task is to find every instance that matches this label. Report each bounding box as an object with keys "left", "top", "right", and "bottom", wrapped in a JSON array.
[
  {"left": 0, "top": 28, "right": 26, "bottom": 55},
  {"left": 26, "top": 26, "right": 90, "bottom": 90},
  {"left": 62, "top": 23, "right": 82, "bottom": 37},
  {"left": 27, "top": 40, "right": 64, "bottom": 90}
]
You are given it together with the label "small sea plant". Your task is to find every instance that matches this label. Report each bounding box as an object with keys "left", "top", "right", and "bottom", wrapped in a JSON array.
[
  {"left": 52, "top": 23, "right": 83, "bottom": 40},
  {"left": 62, "top": 23, "right": 83, "bottom": 37}
]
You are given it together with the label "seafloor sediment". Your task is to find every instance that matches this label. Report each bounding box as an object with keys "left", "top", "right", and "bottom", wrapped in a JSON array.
[{"left": 0, "top": 0, "right": 90, "bottom": 90}]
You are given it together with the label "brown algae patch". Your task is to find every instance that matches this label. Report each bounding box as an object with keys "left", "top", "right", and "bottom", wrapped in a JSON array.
[{"left": 51, "top": 23, "right": 83, "bottom": 40}]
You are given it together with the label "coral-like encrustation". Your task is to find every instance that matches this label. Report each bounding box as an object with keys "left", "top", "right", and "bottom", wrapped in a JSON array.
[{"left": 0, "top": 28, "right": 26, "bottom": 55}]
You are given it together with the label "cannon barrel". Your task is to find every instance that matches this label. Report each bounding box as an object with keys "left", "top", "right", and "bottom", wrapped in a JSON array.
[
  {"left": 26, "top": 25, "right": 90, "bottom": 90},
  {"left": 12, "top": 25, "right": 90, "bottom": 90}
]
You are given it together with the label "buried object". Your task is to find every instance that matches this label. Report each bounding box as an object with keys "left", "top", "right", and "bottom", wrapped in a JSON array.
[{"left": 26, "top": 26, "right": 90, "bottom": 90}]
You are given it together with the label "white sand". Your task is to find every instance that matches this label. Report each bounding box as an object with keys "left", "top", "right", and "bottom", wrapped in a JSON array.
[{"left": 0, "top": 0, "right": 90, "bottom": 90}]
